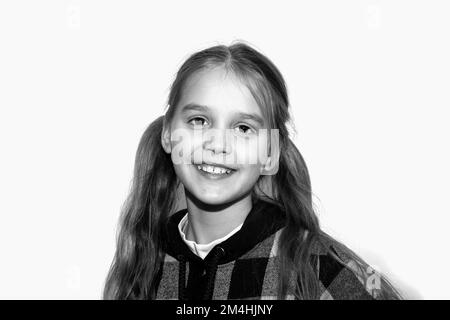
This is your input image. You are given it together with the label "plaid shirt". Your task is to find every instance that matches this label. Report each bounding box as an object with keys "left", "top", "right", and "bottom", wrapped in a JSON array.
[{"left": 156, "top": 200, "right": 382, "bottom": 300}]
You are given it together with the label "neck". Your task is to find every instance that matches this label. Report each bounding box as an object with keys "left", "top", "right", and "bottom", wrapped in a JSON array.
[{"left": 184, "top": 192, "right": 253, "bottom": 244}]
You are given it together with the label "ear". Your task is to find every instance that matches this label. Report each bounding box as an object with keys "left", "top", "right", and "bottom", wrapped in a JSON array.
[
  {"left": 260, "top": 143, "right": 280, "bottom": 176},
  {"left": 161, "top": 118, "right": 172, "bottom": 154},
  {"left": 259, "top": 129, "right": 280, "bottom": 176},
  {"left": 260, "top": 155, "right": 279, "bottom": 175}
]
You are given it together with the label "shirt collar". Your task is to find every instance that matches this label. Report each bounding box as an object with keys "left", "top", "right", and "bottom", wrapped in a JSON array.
[
  {"left": 177, "top": 213, "right": 243, "bottom": 259},
  {"left": 164, "top": 198, "right": 286, "bottom": 264}
]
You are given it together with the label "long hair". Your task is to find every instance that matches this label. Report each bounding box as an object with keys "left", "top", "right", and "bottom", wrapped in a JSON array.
[
  {"left": 103, "top": 117, "right": 179, "bottom": 299},
  {"left": 103, "top": 41, "right": 402, "bottom": 299}
]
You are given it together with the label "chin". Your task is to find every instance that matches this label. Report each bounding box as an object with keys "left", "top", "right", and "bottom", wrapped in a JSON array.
[
  {"left": 175, "top": 164, "right": 258, "bottom": 206},
  {"left": 191, "top": 190, "right": 234, "bottom": 206}
]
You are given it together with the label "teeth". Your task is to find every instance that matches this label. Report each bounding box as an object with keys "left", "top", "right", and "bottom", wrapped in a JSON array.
[{"left": 196, "top": 165, "right": 231, "bottom": 174}]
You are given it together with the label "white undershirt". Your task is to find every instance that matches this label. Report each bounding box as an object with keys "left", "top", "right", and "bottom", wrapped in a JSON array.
[{"left": 178, "top": 212, "right": 243, "bottom": 259}]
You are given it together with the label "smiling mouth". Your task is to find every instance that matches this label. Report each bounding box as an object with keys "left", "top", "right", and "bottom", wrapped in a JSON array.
[{"left": 196, "top": 164, "right": 235, "bottom": 175}]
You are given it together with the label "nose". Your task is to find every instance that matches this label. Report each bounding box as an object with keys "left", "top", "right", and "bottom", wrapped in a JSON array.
[{"left": 203, "top": 129, "right": 231, "bottom": 155}]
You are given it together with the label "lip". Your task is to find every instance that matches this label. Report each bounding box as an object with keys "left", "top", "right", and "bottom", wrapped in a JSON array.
[
  {"left": 201, "top": 161, "right": 235, "bottom": 171},
  {"left": 194, "top": 163, "right": 237, "bottom": 180}
]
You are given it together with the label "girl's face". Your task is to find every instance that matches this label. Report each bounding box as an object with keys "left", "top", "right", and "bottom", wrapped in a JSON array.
[{"left": 162, "top": 67, "right": 270, "bottom": 206}]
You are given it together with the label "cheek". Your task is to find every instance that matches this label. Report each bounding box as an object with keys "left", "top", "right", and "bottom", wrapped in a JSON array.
[
  {"left": 169, "top": 129, "right": 199, "bottom": 165},
  {"left": 234, "top": 138, "right": 267, "bottom": 166},
  {"left": 191, "top": 132, "right": 207, "bottom": 164}
]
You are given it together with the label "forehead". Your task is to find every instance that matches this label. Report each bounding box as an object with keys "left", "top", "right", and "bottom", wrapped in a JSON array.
[{"left": 177, "top": 67, "right": 262, "bottom": 117}]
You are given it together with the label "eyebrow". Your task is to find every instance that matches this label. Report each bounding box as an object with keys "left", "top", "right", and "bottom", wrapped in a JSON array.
[
  {"left": 181, "top": 103, "right": 266, "bottom": 127},
  {"left": 181, "top": 103, "right": 209, "bottom": 114}
]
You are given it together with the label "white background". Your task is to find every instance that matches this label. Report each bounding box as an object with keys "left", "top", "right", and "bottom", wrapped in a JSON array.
[{"left": 0, "top": 0, "right": 448, "bottom": 299}]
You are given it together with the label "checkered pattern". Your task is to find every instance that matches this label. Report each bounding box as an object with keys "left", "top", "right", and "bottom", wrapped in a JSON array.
[{"left": 156, "top": 228, "right": 380, "bottom": 300}]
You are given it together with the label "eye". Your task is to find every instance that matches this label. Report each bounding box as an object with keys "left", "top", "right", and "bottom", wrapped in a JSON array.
[
  {"left": 188, "top": 117, "right": 207, "bottom": 128},
  {"left": 235, "top": 124, "right": 254, "bottom": 135}
]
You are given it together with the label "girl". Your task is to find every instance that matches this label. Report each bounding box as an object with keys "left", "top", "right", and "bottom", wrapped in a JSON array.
[{"left": 103, "top": 41, "right": 402, "bottom": 300}]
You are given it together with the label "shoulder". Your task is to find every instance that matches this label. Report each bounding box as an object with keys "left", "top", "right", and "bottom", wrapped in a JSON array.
[{"left": 311, "top": 232, "right": 390, "bottom": 300}]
